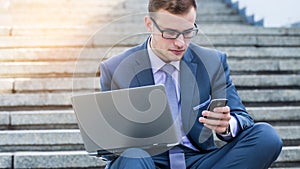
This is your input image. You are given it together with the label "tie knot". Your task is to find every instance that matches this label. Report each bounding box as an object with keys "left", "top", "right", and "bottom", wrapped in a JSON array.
[{"left": 161, "top": 64, "right": 176, "bottom": 75}]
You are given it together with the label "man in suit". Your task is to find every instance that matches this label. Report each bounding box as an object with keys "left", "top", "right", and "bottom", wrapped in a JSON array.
[{"left": 100, "top": 0, "right": 282, "bottom": 168}]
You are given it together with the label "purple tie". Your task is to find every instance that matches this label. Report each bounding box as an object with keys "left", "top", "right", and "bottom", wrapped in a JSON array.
[
  {"left": 169, "top": 146, "right": 186, "bottom": 169},
  {"left": 160, "top": 64, "right": 178, "bottom": 120},
  {"left": 161, "top": 64, "right": 186, "bottom": 169}
]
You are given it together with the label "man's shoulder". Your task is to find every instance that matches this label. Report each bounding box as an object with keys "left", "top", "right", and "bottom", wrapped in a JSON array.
[
  {"left": 189, "top": 43, "right": 225, "bottom": 56},
  {"left": 187, "top": 43, "right": 227, "bottom": 62}
]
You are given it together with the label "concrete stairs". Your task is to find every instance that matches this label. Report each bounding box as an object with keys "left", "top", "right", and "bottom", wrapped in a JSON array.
[{"left": 0, "top": 0, "right": 299, "bottom": 168}]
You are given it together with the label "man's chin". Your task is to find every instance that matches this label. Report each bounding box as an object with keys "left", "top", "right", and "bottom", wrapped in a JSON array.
[
  {"left": 158, "top": 51, "right": 184, "bottom": 62},
  {"left": 169, "top": 55, "right": 184, "bottom": 62}
]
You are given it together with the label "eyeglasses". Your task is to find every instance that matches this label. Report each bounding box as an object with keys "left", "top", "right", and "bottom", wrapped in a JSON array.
[{"left": 150, "top": 17, "right": 199, "bottom": 40}]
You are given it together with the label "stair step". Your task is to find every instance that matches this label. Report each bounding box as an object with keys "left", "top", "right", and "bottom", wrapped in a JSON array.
[
  {"left": 13, "top": 151, "right": 105, "bottom": 169},
  {"left": 0, "top": 61, "right": 97, "bottom": 77},
  {"left": 247, "top": 107, "right": 300, "bottom": 123},
  {"left": 228, "top": 59, "right": 300, "bottom": 73},
  {"left": 0, "top": 153, "right": 11, "bottom": 169},
  {"left": 8, "top": 110, "right": 78, "bottom": 129},
  {"left": 0, "top": 130, "right": 83, "bottom": 151},
  {"left": 0, "top": 126, "right": 299, "bottom": 151},
  {"left": 1, "top": 14, "right": 243, "bottom": 26},
  {"left": 0, "top": 93, "right": 72, "bottom": 107},
  {"left": 0, "top": 47, "right": 112, "bottom": 62},
  {"left": 196, "top": 15, "right": 243, "bottom": 23},
  {"left": 0, "top": 151, "right": 103, "bottom": 169},
  {"left": 6, "top": 0, "right": 124, "bottom": 7},
  {"left": 0, "top": 79, "right": 13, "bottom": 93},
  {"left": 0, "top": 59, "right": 299, "bottom": 78},
  {"left": 0, "top": 47, "right": 299, "bottom": 63},
  {"left": 0, "top": 36, "right": 88, "bottom": 48},
  {"left": 0, "top": 147, "right": 298, "bottom": 168},
  {"left": 0, "top": 106, "right": 299, "bottom": 129},
  {"left": 0, "top": 107, "right": 298, "bottom": 128},
  {"left": 204, "top": 35, "right": 300, "bottom": 47},
  {"left": 5, "top": 0, "right": 227, "bottom": 12},
  {"left": 13, "top": 77, "right": 100, "bottom": 92},
  {"left": 0, "top": 75, "right": 299, "bottom": 93},
  {"left": 0, "top": 112, "right": 9, "bottom": 128},
  {"left": 232, "top": 75, "right": 300, "bottom": 88},
  {"left": 6, "top": 5, "right": 235, "bottom": 17},
  {"left": 275, "top": 147, "right": 300, "bottom": 167},
  {"left": 0, "top": 27, "right": 10, "bottom": 36},
  {"left": 0, "top": 89, "right": 299, "bottom": 107},
  {"left": 276, "top": 126, "right": 300, "bottom": 145},
  {"left": 219, "top": 47, "right": 300, "bottom": 59},
  {"left": 5, "top": 25, "right": 99, "bottom": 37},
  {"left": 201, "top": 25, "right": 300, "bottom": 36},
  {"left": 239, "top": 90, "right": 300, "bottom": 103}
]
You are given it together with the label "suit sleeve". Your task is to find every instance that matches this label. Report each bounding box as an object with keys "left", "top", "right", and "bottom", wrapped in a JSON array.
[
  {"left": 100, "top": 62, "right": 112, "bottom": 92},
  {"left": 219, "top": 52, "right": 254, "bottom": 135}
]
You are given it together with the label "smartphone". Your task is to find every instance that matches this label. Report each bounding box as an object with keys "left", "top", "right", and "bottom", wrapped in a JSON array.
[{"left": 207, "top": 99, "right": 228, "bottom": 112}]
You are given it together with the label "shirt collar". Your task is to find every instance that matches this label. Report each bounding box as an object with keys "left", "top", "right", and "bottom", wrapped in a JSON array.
[{"left": 147, "top": 37, "right": 180, "bottom": 74}]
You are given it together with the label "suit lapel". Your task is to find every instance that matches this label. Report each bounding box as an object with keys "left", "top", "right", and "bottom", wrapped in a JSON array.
[
  {"left": 180, "top": 46, "right": 212, "bottom": 135},
  {"left": 131, "top": 39, "right": 155, "bottom": 87},
  {"left": 180, "top": 51, "right": 200, "bottom": 133}
]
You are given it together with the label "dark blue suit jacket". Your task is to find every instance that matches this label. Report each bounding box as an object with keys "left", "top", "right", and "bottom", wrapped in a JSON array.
[{"left": 100, "top": 38, "right": 254, "bottom": 152}]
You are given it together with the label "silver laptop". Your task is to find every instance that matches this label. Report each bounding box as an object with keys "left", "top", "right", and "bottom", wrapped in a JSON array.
[{"left": 71, "top": 84, "right": 181, "bottom": 158}]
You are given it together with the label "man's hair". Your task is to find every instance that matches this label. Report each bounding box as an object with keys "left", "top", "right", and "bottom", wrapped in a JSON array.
[{"left": 148, "top": 0, "right": 197, "bottom": 14}]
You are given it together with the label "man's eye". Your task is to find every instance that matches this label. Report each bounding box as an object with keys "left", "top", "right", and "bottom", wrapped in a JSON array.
[
  {"left": 164, "top": 30, "right": 178, "bottom": 36},
  {"left": 184, "top": 31, "right": 193, "bottom": 35}
]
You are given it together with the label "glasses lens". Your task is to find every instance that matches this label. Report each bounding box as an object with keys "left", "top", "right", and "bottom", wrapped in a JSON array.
[
  {"left": 162, "top": 30, "right": 179, "bottom": 39},
  {"left": 183, "top": 30, "right": 198, "bottom": 39}
]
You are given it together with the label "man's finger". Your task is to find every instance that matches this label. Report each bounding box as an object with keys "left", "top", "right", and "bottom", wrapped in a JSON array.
[
  {"left": 199, "top": 117, "right": 229, "bottom": 127},
  {"left": 202, "top": 110, "right": 231, "bottom": 121},
  {"left": 213, "top": 106, "right": 230, "bottom": 114}
]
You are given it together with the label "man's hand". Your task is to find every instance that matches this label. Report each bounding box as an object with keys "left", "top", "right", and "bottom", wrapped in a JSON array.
[{"left": 199, "top": 106, "right": 231, "bottom": 134}]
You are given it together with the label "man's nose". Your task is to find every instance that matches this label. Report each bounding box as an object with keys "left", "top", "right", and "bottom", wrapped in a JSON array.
[{"left": 174, "top": 34, "right": 185, "bottom": 48}]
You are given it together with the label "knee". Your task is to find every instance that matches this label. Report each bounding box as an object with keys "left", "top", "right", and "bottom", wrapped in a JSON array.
[
  {"left": 252, "top": 123, "right": 283, "bottom": 153},
  {"left": 121, "top": 148, "right": 151, "bottom": 159},
  {"left": 231, "top": 123, "right": 283, "bottom": 168},
  {"left": 108, "top": 148, "right": 155, "bottom": 169}
]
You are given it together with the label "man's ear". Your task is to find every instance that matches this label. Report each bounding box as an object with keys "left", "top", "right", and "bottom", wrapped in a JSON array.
[{"left": 144, "top": 16, "right": 153, "bottom": 32}]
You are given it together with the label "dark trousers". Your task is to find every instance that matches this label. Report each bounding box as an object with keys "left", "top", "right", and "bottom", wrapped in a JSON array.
[{"left": 106, "top": 123, "right": 283, "bottom": 169}]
